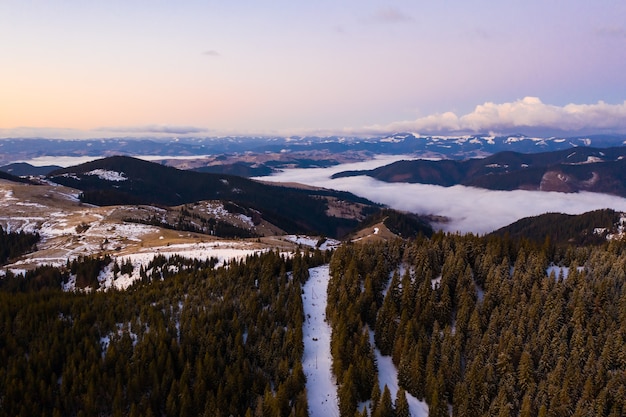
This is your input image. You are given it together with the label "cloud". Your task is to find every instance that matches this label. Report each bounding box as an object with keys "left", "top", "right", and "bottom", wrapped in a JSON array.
[
  {"left": 370, "top": 7, "right": 413, "bottom": 24},
  {"left": 466, "top": 27, "right": 493, "bottom": 41},
  {"left": 202, "top": 50, "right": 221, "bottom": 57},
  {"left": 0, "top": 125, "right": 213, "bottom": 139},
  {"left": 365, "top": 97, "right": 626, "bottom": 136},
  {"left": 257, "top": 157, "right": 626, "bottom": 234},
  {"left": 595, "top": 26, "right": 626, "bottom": 38},
  {"left": 95, "top": 125, "right": 210, "bottom": 135}
]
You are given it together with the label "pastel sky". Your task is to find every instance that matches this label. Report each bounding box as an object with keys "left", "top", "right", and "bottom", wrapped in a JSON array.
[{"left": 2, "top": 1, "right": 626, "bottom": 139}]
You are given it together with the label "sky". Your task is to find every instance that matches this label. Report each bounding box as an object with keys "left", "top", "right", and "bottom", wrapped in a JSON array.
[{"left": 2, "top": 1, "right": 626, "bottom": 139}]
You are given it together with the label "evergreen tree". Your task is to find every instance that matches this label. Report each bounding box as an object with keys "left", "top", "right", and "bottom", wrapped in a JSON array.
[
  {"left": 372, "top": 385, "right": 394, "bottom": 417},
  {"left": 395, "top": 388, "right": 410, "bottom": 417}
]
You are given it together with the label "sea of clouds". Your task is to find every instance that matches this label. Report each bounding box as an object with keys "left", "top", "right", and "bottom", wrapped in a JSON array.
[{"left": 257, "top": 155, "right": 626, "bottom": 235}]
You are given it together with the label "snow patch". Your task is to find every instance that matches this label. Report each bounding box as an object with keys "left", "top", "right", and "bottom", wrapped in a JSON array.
[
  {"left": 369, "top": 331, "right": 429, "bottom": 417},
  {"left": 431, "top": 274, "right": 442, "bottom": 289},
  {"left": 0, "top": 188, "right": 17, "bottom": 202},
  {"left": 284, "top": 235, "right": 341, "bottom": 250},
  {"left": 198, "top": 202, "right": 229, "bottom": 218},
  {"left": 546, "top": 264, "right": 584, "bottom": 280},
  {"left": 95, "top": 242, "right": 266, "bottom": 290},
  {"left": 85, "top": 169, "right": 127, "bottom": 182},
  {"left": 237, "top": 214, "right": 254, "bottom": 227}
]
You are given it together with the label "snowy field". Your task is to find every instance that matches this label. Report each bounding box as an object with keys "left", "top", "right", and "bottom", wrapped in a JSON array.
[
  {"left": 89, "top": 241, "right": 266, "bottom": 290},
  {"left": 284, "top": 235, "right": 341, "bottom": 251}
]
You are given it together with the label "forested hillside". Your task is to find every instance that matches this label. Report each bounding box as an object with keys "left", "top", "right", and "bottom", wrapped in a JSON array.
[
  {"left": 47, "top": 156, "right": 380, "bottom": 238},
  {"left": 328, "top": 235, "right": 626, "bottom": 416},
  {"left": 0, "top": 249, "right": 327, "bottom": 417},
  {"left": 491, "top": 208, "right": 623, "bottom": 245},
  {"left": 3, "top": 214, "right": 626, "bottom": 416},
  {"left": 0, "top": 171, "right": 33, "bottom": 184}
]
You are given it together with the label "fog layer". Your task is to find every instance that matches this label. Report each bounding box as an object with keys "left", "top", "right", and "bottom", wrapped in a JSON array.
[{"left": 257, "top": 156, "right": 626, "bottom": 234}]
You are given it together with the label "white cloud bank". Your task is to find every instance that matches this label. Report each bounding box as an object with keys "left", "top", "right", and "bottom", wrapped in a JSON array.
[
  {"left": 2, "top": 97, "right": 626, "bottom": 139},
  {"left": 257, "top": 156, "right": 626, "bottom": 235},
  {"left": 365, "top": 97, "right": 626, "bottom": 136}
]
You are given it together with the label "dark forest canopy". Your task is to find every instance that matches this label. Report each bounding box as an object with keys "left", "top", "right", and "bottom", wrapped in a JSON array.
[
  {"left": 0, "top": 249, "right": 327, "bottom": 417},
  {"left": 0, "top": 225, "right": 39, "bottom": 265},
  {"left": 2, "top": 225, "right": 626, "bottom": 416},
  {"left": 491, "top": 208, "right": 622, "bottom": 246},
  {"left": 328, "top": 234, "right": 626, "bottom": 416}
]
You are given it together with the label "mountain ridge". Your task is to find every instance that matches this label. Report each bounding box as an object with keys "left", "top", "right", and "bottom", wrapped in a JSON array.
[
  {"left": 0, "top": 162, "right": 62, "bottom": 177},
  {"left": 46, "top": 155, "right": 430, "bottom": 239},
  {"left": 3, "top": 133, "right": 626, "bottom": 167},
  {"left": 332, "top": 145, "right": 626, "bottom": 197}
]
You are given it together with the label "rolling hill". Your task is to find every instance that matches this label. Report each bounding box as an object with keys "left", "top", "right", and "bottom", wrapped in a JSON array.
[
  {"left": 47, "top": 156, "right": 418, "bottom": 239},
  {"left": 332, "top": 146, "right": 626, "bottom": 197},
  {"left": 0, "top": 169, "right": 34, "bottom": 184},
  {"left": 0, "top": 162, "right": 62, "bottom": 177},
  {"left": 490, "top": 208, "right": 624, "bottom": 245}
]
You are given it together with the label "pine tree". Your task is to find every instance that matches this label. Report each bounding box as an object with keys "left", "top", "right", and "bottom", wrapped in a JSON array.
[
  {"left": 370, "top": 381, "right": 381, "bottom": 412},
  {"left": 428, "top": 371, "right": 449, "bottom": 417},
  {"left": 338, "top": 365, "right": 358, "bottom": 417},
  {"left": 395, "top": 388, "right": 410, "bottom": 417},
  {"left": 372, "top": 385, "right": 394, "bottom": 417},
  {"left": 517, "top": 350, "right": 535, "bottom": 392}
]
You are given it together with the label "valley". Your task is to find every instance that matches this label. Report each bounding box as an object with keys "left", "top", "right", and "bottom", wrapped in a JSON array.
[
  {"left": 5, "top": 2, "right": 626, "bottom": 414},
  {"left": 2, "top": 138, "right": 626, "bottom": 416}
]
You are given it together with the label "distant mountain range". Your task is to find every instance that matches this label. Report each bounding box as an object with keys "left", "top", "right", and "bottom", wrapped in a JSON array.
[
  {"left": 333, "top": 146, "right": 626, "bottom": 197},
  {"left": 43, "top": 156, "right": 431, "bottom": 239},
  {"left": 2, "top": 133, "right": 626, "bottom": 166}
]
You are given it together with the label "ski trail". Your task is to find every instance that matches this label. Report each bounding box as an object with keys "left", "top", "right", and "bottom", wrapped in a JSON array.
[{"left": 302, "top": 265, "right": 339, "bottom": 417}]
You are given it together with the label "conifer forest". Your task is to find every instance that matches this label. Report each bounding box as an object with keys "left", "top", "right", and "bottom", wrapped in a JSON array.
[{"left": 2, "top": 228, "right": 626, "bottom": 416}]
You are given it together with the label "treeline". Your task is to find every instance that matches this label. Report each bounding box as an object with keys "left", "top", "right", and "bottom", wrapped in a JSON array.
[
  {"left": 0, "top": 225, "right": 39, "bottom": 265},
  {"left": 0, "top": 249, "right": 330, "bottom": 417},
  {"left": 124, "top": 212, "right": 258, "bottom": 239},
  {"left": 328, "top": 233, "right": 626, "bottom": 416}
]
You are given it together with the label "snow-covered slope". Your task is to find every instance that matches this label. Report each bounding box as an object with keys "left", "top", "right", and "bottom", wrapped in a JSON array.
[
  {"left": 302, "top": 265, "right": 339, "bottom": 417},
  {"left": 370, "top": 332, "right": 429, "bottom": 417},
  {"left": 302, "top": 264, "right": 429, "bottom": 417}
]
